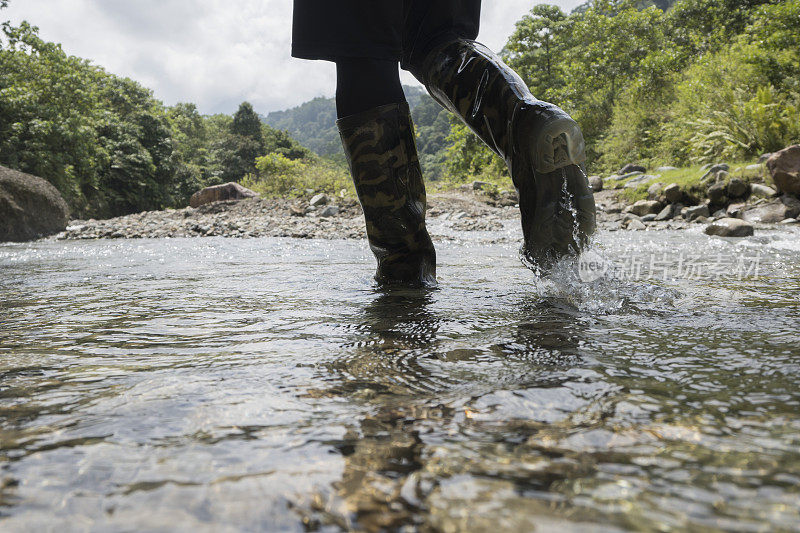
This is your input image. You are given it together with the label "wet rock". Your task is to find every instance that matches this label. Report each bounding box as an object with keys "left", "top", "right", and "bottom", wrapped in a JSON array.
[
  {"left": 0, "top": 165, "right": 70, "bottom": 242},
  {"left": 750, "top": 184, "right": 777, "bottom": 198},
  {"left": 766, "top": 145, "right": 800, "bottom": 196},
  {"left": 664, "top": 183, "right": 683, "bottom": 204},
  {"left": 707, "top": 182, "right": 727, "bottom": 204},
  {"left": 628, "top": 200, "right": 663, "bottom": 216},
  {"left": 589, "top": 175, "right": 603, "bottom": 192},
  {"left": 726, "top": 178, "right": 749, "bottom": 198},
  {"left": 684, "top": 204, "right": 710, "bottom": 221},
  {"left": 619, "top": 163, "right": 646, "bottom": 174},
  {"left": 704, "top": 218, "right": 754, "bottom": 237},
  {"left": 319, "top": 205, "right": 340, "bottom": 218},
  {"left": 741, "top": 196, "right": 800, "bottom": 223},
  {"left": 189, "top": 182, "right": 259, "bottom": 208},
  {"left": 310, "top": 193, "right": 329, "bottom": 206}
]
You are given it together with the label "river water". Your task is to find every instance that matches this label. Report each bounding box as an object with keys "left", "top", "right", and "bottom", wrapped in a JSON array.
[{"left": 1, "top": 224, "right": 799, "bottom": 532}]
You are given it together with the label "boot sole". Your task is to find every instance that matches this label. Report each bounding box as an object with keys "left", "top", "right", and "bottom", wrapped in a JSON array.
[{"left": 533, "top": 117, "right": 586, "bottom": 174}]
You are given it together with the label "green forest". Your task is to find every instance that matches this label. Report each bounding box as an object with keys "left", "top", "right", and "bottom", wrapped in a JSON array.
[{"left": 2, "top": 0, "right": 799, "bottom": 219}]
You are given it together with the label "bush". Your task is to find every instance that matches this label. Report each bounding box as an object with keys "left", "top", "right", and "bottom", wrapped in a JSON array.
[{"left": 242, "top": 154, "right": 354, "bottom": 198}]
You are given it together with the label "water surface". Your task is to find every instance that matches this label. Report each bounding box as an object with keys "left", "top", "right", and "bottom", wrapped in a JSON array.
[{"left": 1, "top": 226, "right": 799, "bottom": 531}]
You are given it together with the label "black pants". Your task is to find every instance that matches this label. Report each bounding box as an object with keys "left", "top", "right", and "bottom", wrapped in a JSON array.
[{"left": 292, "top": 0, "right": 481, "bottom": 78}]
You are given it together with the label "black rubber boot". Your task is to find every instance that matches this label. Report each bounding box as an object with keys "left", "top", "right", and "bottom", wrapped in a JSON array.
[
  {"left": 337, "top": 103, "right": 437, "bottom": 288},
  {"left": 420, "top": 39, "right": 596, "bottom": 269}
]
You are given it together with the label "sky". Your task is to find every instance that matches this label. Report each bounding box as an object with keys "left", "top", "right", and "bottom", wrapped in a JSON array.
[{"left": 3, "top": 0, "right": 583, "bottom": 115}]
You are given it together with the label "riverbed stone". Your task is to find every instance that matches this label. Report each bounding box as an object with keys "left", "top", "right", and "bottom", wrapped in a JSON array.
[
  {"left": 0, "top": 165, "right": 70, "bottom": 242},
  {"left": 750, "top": 184, "right": 777, "bottom": 198},
  {"left": 741, "top": 196, "right": 800, "bottom": 223},
  {"left": 628, "top": 200, "right": 663, "bottom": 216},
  {"left": 766, "top": 144, "right": 800, "bottom": 196},
  {"left": 707, "top": 182, "right": 727, "bottom": 204},
  {"left": 627, "top": 218, "right": 647, "bottom": 230},
  {"left": 705, "top": 218, "right": 754, "bottom": 237},
  {"left": 310, "top": 193, "right": 329, "bottom": 206},
  {"left": 726, "top": 178, "right": 749, "bottom": 198},
  {"left": 654, "top": 203, "right": 677, "bottom": 221},
  {"left": 589, "top": 175, "right": 603, "bottom": 192},
  {"left": 190, "top": 182, "right": 259, "bottom": 208},
  {"left": 319, "top": 205, "right": 340, "bottom": 218},
  {"left": 684, "top": 204, "right": 710, "bottom": 221},
  {"left": 664, "top": 183, "right": 682, "bottom": 204}
]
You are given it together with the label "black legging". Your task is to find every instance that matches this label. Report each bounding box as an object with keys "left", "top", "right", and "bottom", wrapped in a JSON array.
[{"left": 335, "top": 58, "right": 406, "bottom": 119}]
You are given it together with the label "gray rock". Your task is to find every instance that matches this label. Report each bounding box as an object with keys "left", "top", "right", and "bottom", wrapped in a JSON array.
[
  {"left": 712, "top": 209, "right": 727, "bottom": 219},
  {"left": 654, "top": 204, "right": 677, "bottom": 221},
  {"left": 619, "top": 163, "right": 646, "bottom": 174},
  {"left": 310, "top": 193, "right": 329, "bottom": 206},
  {"left": 1, "top": 165, "right": 70, "bottom": 242},
  {"left": 189, "top": 182, "right": 259, "bottom": 208},
  {"left": 589, "top": 175, "right": 603, "bottom": 192},
  {"left": 707, "top": 182, "right": 727, "bottom": 204},
  {"left": 664, "top": 183, "right": 683, "bottom": 204},
  {"left": 742, "top": 196, "right": 800, "bottom": 223},
  {"left": 647, "top": 182, "right": 664, "bottom": 199},
  {"left": 641, "top": 214, "right": 657, "bottom": 222},
  {"left": 319, "top": 205, "right": 340, "bottom": 217},
  {"left": 745, "top": 164, "right": 763, "bottom": 171},
  {"left": 629, "top": 199, "right": 664, "bottom": 216},
  {"left": 704, "top": 218, "right": 754, "bottom": 237},
  {"left": 766, "top": 144, "right": 800, "bottom": 196},
  {"left": 726, "top": 203, "right": 746, "bottom": 218},
  {"left": 684, "top": 205, "right": 710, "bottom": 221},
  {"left": 472, "top": 180, "right": 491, "bottom": 191},
  {"left": 625, "top": 174, "right": 659, "bottom": 189},
  {"left": 758, "top": 153, "right": 772, "bottom": 163},
  {"left": 726, "top": 178, "right": 749, "bottom": 198},
  {"left": 780, "top": 218, "right": 799, "bottom": 225},
  {"left": 656, "top": 166, "right": 678, "bottom": 172},
  {"left": 627, "top": 218, "right": 647, "bottom": 230},
  {"left": 619, "top": 171, "right": 644, "bottom": 180},
  {"left": 710, "top": 163, "right": 730, "bottom": 173},
  {"left": 750, "top": 184, "right": 778, "bottom": 198}
]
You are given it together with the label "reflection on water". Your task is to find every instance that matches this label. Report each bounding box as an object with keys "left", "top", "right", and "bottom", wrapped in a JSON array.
[{"left": 1, "top": 227, "right": 800, "bottom": 531}]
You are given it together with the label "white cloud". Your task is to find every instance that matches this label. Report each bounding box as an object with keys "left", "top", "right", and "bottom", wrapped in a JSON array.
[{"left": 4, "top": 0, "right": 583, "bottom": 114}]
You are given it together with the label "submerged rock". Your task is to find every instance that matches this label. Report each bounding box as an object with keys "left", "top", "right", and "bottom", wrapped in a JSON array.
[
  {"left": 0, "top": 165, "right": 70, "bottom": 242},
  {"left": 704, "top": 218, "right": 754, "bottom": 237},
  {"left": 190, "top": 182, "right": 259, "bottom": 208}
]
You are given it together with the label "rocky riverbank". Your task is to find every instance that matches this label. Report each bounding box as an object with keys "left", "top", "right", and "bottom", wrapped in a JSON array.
[{"left": 54, "top": 187, "right": 799, "bottom": 243}]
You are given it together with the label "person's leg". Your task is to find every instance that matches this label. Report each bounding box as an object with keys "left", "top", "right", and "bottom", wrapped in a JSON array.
[
  {"left": 401, "top": 1, "right": 596, "bottom": 271},
  {"left": 335, "top": 58, "right": 406, "bottom": 119}
]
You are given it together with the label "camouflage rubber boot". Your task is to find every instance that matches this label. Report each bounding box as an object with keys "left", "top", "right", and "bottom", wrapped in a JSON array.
[
  {"left": 337, "top": 103, "right": 437, "bottom": 287},
  {"left": 420, "top": 39, "right": 596, "bottom": 269}
]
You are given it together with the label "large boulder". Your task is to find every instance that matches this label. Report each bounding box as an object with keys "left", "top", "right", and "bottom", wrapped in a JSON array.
[
  {"left": 704, "top": 218, "right": 754, "bottom": 237},
  {"left": 0, "top": 165, "right": 70, "bottom": 242},
  {"left": 766, "top": 145, "right": 800, "bottom": 196},
  {"left": 726, "top": 178, "right": 748, "bottom": 198},
  {"left": 628, "top": 199, "right": 663, "bottom": 216},
  {"left": 189, "top": 182, "right": 259, "bottom": 208},
  {"left": 664, "top": 183, "right": 683, "bottom": 204},
  {"left": 741, "top": 196, "right": 800, "bottom": 223}
]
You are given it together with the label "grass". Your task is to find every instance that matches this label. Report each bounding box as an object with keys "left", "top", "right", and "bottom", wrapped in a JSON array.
[{"left": 613, "top": 160, "right": 772, "bottom": 204}]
